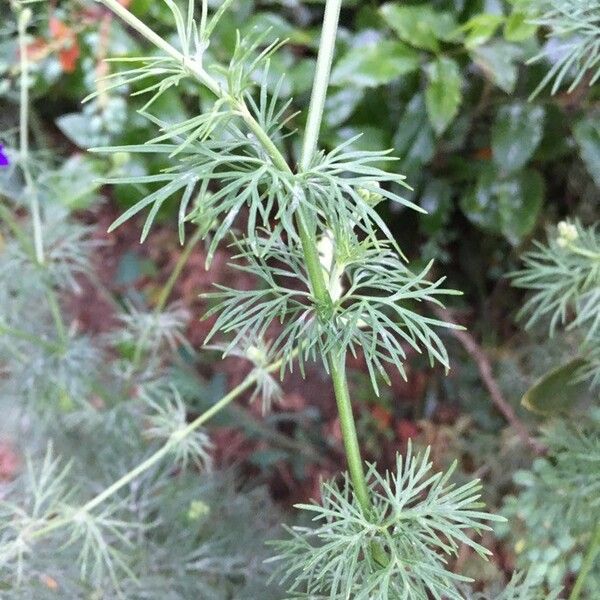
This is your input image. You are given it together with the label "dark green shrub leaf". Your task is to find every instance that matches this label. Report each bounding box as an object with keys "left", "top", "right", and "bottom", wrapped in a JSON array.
[
  {"left": 331, "top": 38, "right": 420, "bottom": 88},
  {"left": 573, "top": 116, "right": 600, "bottom": 187},
  {"left": 521, "top": 358, "right": 588, "bottom": 415},
  {"left": 324, "top": 87, "right": 365, "bottom": 128},
  {"left": 471, "top": 41, "right": 522, "bottom": 93},
  {"left": 393, "top": 94, "right": 436, "bottom": 178},
  {"left": 461, "top": 167, "right": 544, "bottom": 244},
  {"left": 419, "top": 179, "right": 453, "bottom": 235},
  {"left": 380, "top": 3, "right": 458, "bottom": 52},
  {"left": 425, "top": 57, "right": 462, "bottom": 135},
  {"left": 492, "top": 103, "right": 545, "bottom": 173}
]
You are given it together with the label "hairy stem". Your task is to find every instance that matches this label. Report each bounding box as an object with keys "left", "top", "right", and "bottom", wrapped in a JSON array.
[{"left": 569, "top": 520, "right": 600, "bottom": 600}]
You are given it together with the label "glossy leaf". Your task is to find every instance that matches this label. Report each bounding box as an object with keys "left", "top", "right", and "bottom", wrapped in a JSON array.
[
  {"left": 492, "top": 103, "right": 545, "bottom": 173},
  {"left": 331, "top": 39, "right": 420, "bottom": 88},
  {"left": 573, "top": 116, "right": 600, "bottom": 188},
  {"left": 380, "top": 3, "right": 458, "bottom": 52},
  {"left": 471, "top": 41, "right": 523, "bottom": 93},
  {"left": 393, "top": 94, "right": 436, "bottom": 178},
  {"left": 461, "top": 167, "right": 544, "bottom": 244},
  {"left": 425, "top": 57, "right": 462, "bottom": 135}
]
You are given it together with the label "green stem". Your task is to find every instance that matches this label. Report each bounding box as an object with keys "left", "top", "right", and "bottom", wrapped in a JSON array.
[
  {"left": 45, "top": 287, "right": 67, "bottom": 346},
  {"left": 569, "top": 520, "right": 600, "bottom": 600},
  {"left": 299, "top": 0, "right": 342, "bottom": 170},
  {"left": 99, "top": 0, "right": 220, "bottom": 97},
  {"left": 295, "top": 0, "right": 374, "bottom": 519},
  {"left": 156, "top": 225, "right": 203, "bottom": 312},
  {"left": 330, "top": 353, "right": 370, "bottom": 509},
  {"left": 0, "top": 323, "right": 63, "bottom": 354}
]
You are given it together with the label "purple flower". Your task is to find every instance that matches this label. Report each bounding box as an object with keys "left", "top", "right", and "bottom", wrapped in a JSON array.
[{"left": 0, "top": 144, "right": 9, "bottom": 168}]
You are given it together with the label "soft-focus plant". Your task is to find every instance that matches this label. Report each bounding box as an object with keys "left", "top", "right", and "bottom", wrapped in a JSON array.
[
  {"left": 503, "top": 220, "right": 600, "bottom": 599},
  {"left": 0, "top": 3, "right": 285, "bottom": 597}
]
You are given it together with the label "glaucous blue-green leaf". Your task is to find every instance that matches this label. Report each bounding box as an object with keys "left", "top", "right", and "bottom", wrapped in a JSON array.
[
  {"left": 40, "top": 156, "right": 103, "bottom": 210},
  {"left": 492, "top": 103, "right": 545, "bottom": 173},
  {"left": 522, "top": 358, "right": 588, "bottom": 415},
  {"left": 462, "top": 14, "right": 503, "bottom": 49},
  {"left": 573, "top": 116, "right": 600, "bottom": 187},
  {"left": 504, "top": 11, "right": 538, "bottom": 42},
  {"left": 461, "top": 166, "right": 544, "bottom": 244},
  {"left": 331, "top": 39, "right": 420, "bottom": 88},
  {"left": 380, "top": 3, "right": 458, "bottom": 52},
  {"left": 471, "top": 41, "right": 523, "bottom": 93},
  {"left": 425, "top": 57, "right": 462, "bottom": 135}
]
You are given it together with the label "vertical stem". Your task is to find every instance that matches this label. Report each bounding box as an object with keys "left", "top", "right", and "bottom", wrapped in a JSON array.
[
  {"left": 299, "top": 0, "right": 342, "bottom": 170},
  {"left": 18, "top": 8, "right": 44, "bottom": 265},
  {"left": 569, "top": 521, "right": 600, "bottom": 600},
  {"left": 330, "top": 354, "right": 370, "bottom": 509},
  {"left": 294, "top": 0, "right": 374, "bottom": 518}
]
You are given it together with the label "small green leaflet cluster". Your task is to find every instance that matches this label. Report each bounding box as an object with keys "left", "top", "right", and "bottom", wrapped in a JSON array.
[
  {"left": 512, "top": 221, "right": 600, "bottom": 387},
  {"left": 268, "top": 443, "right": 503, "bottom": 599},
  {"left": 204, "top": 236, "right": 460, "bottom": 394}
]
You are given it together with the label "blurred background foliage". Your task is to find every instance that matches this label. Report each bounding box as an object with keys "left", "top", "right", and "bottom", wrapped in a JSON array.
[{"left": 0, "top": 0, "right": 598, "bottom": 597}]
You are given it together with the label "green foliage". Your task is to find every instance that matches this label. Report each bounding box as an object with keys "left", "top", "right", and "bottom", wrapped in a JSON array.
[
  {"left": 506, "top": 215, "right": 600, "bottom": 596},
  {"left": 501, "top": 417, "right": 600, "bottom": 594},
  {"left": 528, "top": 0, "right": 600, "bottom": 97},
  {"left": 0, "top": 0, "right": 598, "bottom": 597},
  {"left": 270, "top": 444, "right": 502, "bottom": 599},
  {"left": 512, "top": 221, "right": 600, "bottom": 387}
]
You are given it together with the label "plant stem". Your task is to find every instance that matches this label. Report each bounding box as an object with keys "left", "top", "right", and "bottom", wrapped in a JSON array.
[
  {"left": 18, "top": 7, "right": 44, "bottom": 265},
  {"left": 294, "top": 0, "right": 375, "bottom": 520},
  {"left": 156, "top": 225, "right": 203, "bottom": 312},
  {"left": 569, "top": 520, "right": 600, "bottom": 600},
  {"left": 330, "top": 353, "right": 370, "bottom": 508},
  {"left": 299, "top": 0, "right": 342, "bottom": 170}
]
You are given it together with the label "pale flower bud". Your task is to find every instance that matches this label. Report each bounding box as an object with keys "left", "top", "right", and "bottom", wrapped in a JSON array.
[
  {"left": 358, "top": 181, "right": 383, "bottom": 207},
  {"left": 557, "top": 221, "right": 578, "bottom": 243},
  {"left": 317, "top": 230, "right": 344, "bottom": 302}
]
